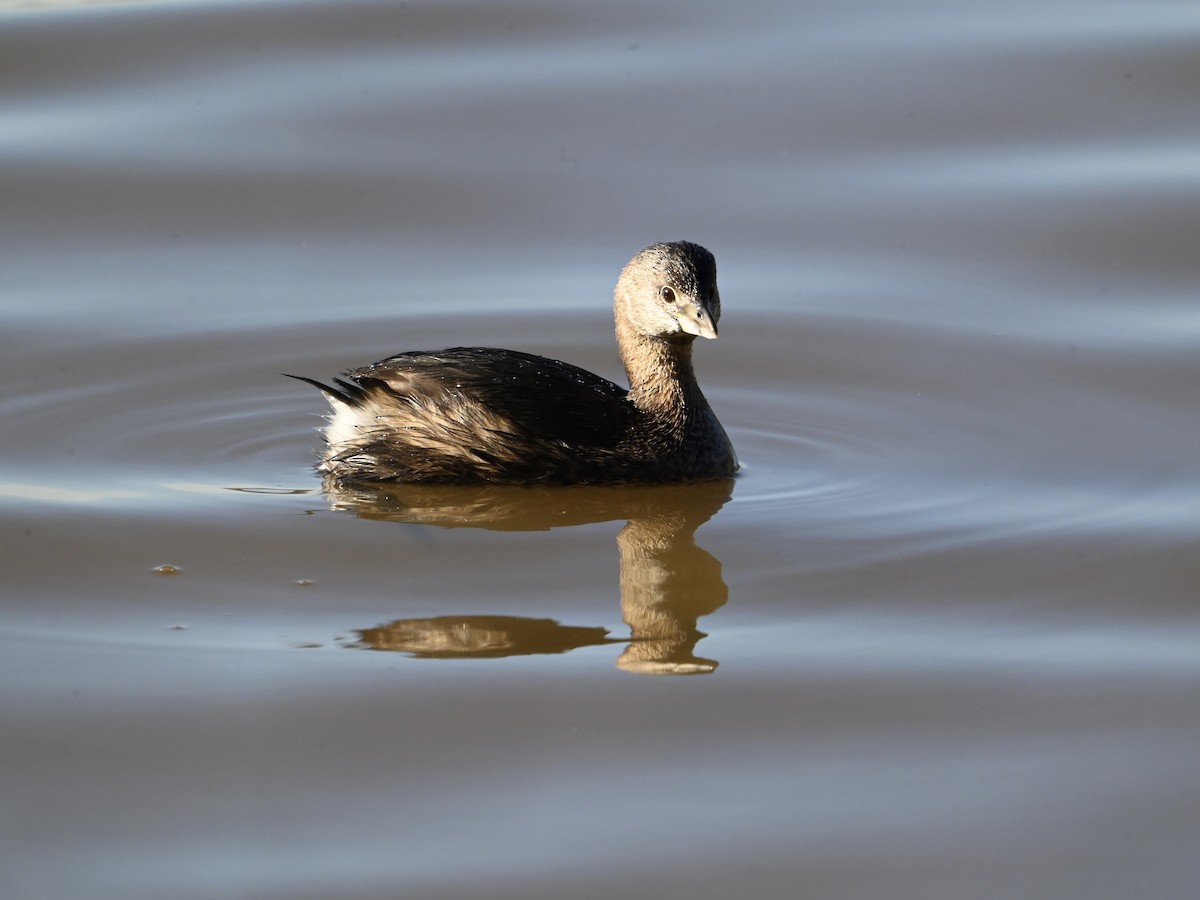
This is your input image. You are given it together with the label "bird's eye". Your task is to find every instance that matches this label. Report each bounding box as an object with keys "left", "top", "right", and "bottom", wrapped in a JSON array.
[{"left": 660, "top": 285, "right": 676, "bottom": 303}]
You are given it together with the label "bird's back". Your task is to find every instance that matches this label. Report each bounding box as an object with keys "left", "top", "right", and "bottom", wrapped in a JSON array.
[{"left": 305, "top": 347, "right": 640, "bottom": 484}]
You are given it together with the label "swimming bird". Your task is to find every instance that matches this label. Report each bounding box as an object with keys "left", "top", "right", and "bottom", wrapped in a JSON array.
[{"left": 289, "top": 241, "right": 736, "bottom": 485}]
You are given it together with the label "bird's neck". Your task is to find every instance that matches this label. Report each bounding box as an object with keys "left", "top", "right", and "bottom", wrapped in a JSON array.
[{"left": 617, "top": 318, "right": 704, "bottom": 417}]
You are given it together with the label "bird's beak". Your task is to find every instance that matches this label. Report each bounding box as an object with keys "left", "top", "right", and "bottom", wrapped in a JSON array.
[{"left": 678, "top": 303, "right": 718, "bottom": 340}]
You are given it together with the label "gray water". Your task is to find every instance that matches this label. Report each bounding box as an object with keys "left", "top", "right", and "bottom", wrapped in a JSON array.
[{"left": 3, "top": 1, "right": 1199, "bottom": 898}]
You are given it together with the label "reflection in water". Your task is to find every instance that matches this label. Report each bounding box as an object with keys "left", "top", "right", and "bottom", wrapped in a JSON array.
[
  {"left": 335, "top": 479, "right": 733, "bottom": 675},
  {"left": 357, "top": 616, "right": 618, "bottom": 658}
]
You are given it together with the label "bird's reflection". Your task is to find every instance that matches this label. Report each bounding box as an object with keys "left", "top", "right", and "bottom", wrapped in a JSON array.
[
  {"left": 330, "top": 477, "right": 732, "bottom": 675},
  {"left": 357, "top": 616, "right": 619, "bottom": 659}
]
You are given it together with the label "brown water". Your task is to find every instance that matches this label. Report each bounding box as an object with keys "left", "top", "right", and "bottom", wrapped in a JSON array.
[{"left": 3, "top": 1, "right": 1199, "bottom": 898}]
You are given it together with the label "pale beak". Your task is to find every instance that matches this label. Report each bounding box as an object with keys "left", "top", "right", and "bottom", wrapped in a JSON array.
[{"left": 677, "top": 302, "right": 718, "bottom": 340}]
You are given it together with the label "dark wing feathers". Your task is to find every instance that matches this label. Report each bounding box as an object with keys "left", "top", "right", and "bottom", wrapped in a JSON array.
[
  {"left": 282, "top": 373, "right": 386, "bottom": 406},
  {"left": 351, "top": 347, "right": 634, "bottom": 450}
]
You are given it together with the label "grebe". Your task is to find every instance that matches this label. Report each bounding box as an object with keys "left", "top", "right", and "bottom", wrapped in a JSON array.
[{"left": 289, "top": 241, "right": 736, "bottom": 485}]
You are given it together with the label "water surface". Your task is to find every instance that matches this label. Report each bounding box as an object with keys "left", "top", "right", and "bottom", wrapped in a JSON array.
[{"left": 2, "top": 1, "right": 1199, "bottom": 898}]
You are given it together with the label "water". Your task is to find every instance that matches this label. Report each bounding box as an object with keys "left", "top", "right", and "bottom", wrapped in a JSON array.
[{"left": 3, "top": 1, "right": 1199, "bottom": 897}]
